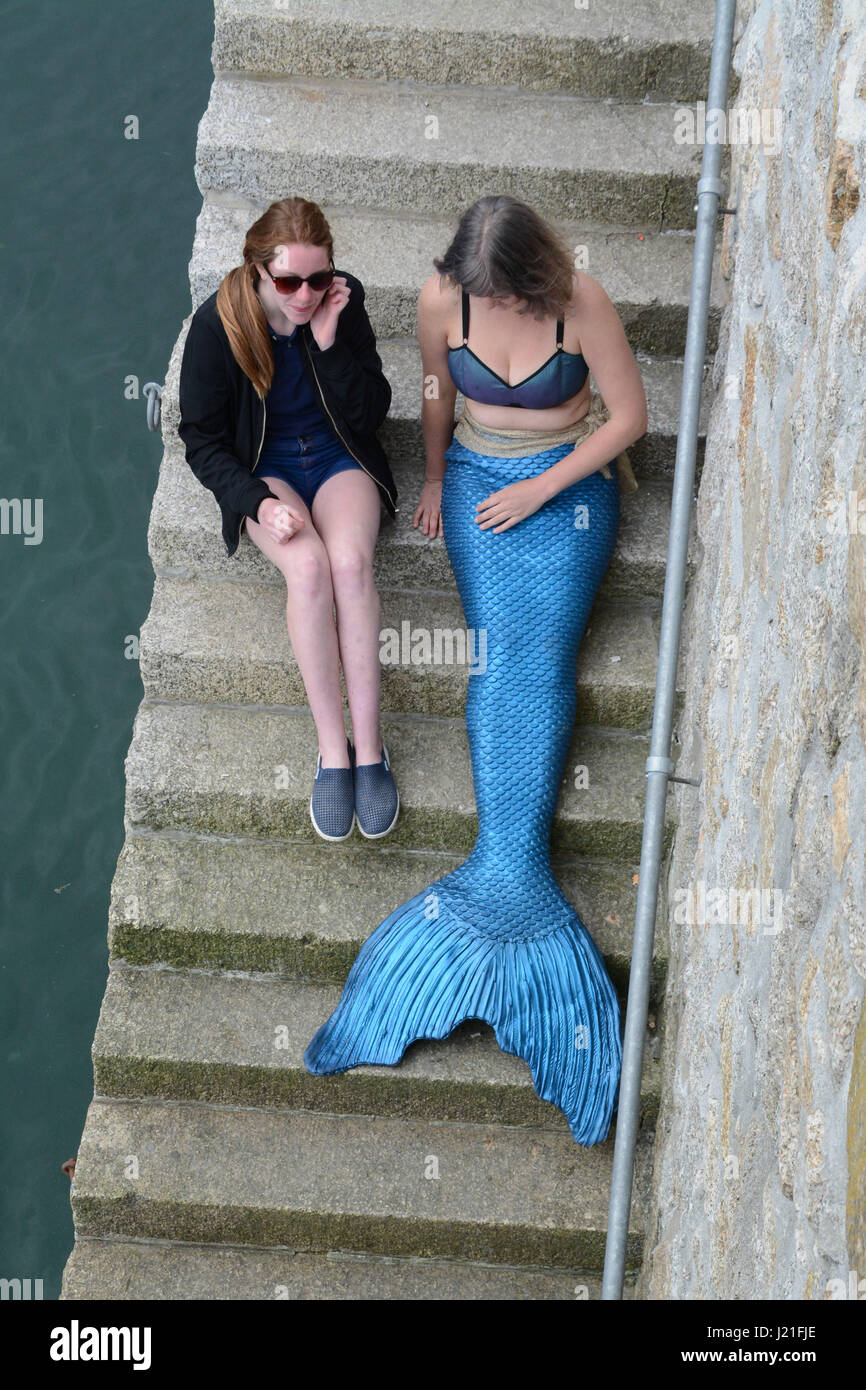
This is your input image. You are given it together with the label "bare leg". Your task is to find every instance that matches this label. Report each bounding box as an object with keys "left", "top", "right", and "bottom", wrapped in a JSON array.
[
  {"left": 311, "top": 469, "right": 383, "bottom": 765},
  {"left": 244, "top": 475, "right": 349, "bottom": 768}
]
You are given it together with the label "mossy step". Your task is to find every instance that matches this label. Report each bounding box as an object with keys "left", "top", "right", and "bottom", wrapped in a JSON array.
[
  {"left": 123, "top": 702, "right": 679, "bottom": 860},
  {"left": 91, "top": 964, "right": 664, "bottom": 1129},
  {"left": 109, "top": 830, "right": 670, "bottom": 1007},
  {"left": 213, "top": 0, "right": 726, "bottom": 105},
  {"left": 60, "top": 1235, "right": 637, "bottom": 1300},
  {"left": 140, "top": 575, "right": 684, "bottom": 729},
  {"left": 195, "top": 73, "right": 714, "bottom": 229},
  {"left": 149, "top": 445, "right": 697, "bottom": 598},
  {"left": 70, "top": 1097, "right": 648, "bottom": 1269}
]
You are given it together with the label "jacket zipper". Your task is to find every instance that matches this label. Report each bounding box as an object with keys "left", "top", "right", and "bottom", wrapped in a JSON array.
[
  {"left": 252, "top": 397, "right": 266, "bottom": 477},
  {"left": 302, "top": 332, "right": 397, "bottom": 510},
  {"left": 233, "top": 397, "right": 267, "bottom": 556}
]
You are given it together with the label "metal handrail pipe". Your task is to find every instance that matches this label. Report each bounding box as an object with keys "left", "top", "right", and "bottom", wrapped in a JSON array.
[{"left": 601, "top": 0, "right": 740, "bottom": 1300}]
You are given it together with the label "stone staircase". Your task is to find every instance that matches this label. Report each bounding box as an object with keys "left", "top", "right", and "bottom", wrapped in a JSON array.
[{"left": 61, "top": 0, "right": 729, "bottom": 1299}]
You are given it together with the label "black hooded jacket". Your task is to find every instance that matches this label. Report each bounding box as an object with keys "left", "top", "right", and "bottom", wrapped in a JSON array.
[{"left": 177, "top": 270, "right": 398, "bottom": 557}]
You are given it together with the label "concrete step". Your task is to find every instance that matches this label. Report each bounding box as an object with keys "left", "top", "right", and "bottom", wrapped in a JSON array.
[
  {"left": 159, "top": 324, "right": 711, "bottom": 489},
  {"left": 140, "top": 574, "right": 685, "bottom": 729},
  {"left": 150, "top": 446, "right": 697, "bottom": 598},
  {"left": 213, "top": 0, "right": 728, "bottom": 105},
  {"left": 69, "top": 1097, "right": 649, "bottom": 1268},
  {"left": 190, "top": 196, "right": 725, "bottom": 357},
  {"left": 108, "top": 829, "right": 670, "bottom": 1005},
  {"left": 123, "top": 701, "right": 679, "bottom": 860},
  {"left": 60, "top": 1235, "right": 636, "bottom": 1299},
  {"left": 195, "top": 74, "right": 713, "bottom": 229},
  {"left": 91, "top": 964, "right": 665, "bottom": 1129}
]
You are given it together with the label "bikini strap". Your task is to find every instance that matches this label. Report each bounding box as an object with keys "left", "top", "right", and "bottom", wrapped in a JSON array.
[
  {"left": 555, "top": 319, "right": 564, "bottom": 350},
  {"left": 461, "top": 288, "right": 470, "bottom": 345}
]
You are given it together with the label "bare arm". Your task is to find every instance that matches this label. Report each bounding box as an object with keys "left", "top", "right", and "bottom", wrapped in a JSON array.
[
  {"left": 536, "top": 271, "right": 647, "bottom": 502},
  {"left": 413, "top": 274, "right": 459, "bottom": 537}
]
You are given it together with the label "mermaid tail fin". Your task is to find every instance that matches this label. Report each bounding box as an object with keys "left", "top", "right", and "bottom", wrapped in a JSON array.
[{"left": 304, "top": 877, "right": 622, "bottom": 1147}]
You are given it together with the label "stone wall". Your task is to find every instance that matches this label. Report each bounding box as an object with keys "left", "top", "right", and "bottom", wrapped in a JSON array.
[{"left": 640, "top": 0, "right": 866, "bottom": 1299}]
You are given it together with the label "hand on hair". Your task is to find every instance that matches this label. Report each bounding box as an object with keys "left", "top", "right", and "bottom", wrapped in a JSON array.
[{"left": 309, "top": 275, "right": 350, "bottom": 351}]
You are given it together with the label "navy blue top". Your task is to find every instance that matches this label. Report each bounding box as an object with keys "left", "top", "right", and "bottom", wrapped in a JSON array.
[
  {"left": 258, "top": 320, "right": 330, "bottom": 456},
  {"left": 447, "top": 288, "right": 588, "bottom": 409}
]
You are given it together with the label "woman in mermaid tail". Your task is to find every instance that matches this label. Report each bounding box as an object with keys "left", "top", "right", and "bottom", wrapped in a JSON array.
[{"left": 304, "top": 196, "right": 648, "bottom": 1146}]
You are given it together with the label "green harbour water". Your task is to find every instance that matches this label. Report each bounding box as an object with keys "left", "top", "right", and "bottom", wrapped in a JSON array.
[{"left": 0, "top": 0, "right": 214, "bottom": 1298}]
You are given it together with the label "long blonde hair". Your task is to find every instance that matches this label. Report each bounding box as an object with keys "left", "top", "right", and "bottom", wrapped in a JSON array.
[{"left": 215, "top": 197, "right": 335, "bottom": 399}]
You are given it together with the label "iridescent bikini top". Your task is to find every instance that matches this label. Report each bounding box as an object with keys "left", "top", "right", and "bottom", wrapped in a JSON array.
[{"left": 447, "top": 288, "right": 589, "bottom": 409}]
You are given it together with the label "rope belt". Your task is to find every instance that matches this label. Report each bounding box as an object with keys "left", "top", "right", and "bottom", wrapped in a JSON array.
[{"left": 452, "top": 390, "right": 639, "bottom": 494}]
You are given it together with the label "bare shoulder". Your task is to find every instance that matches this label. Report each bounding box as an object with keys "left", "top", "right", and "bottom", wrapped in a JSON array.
[
  {"left": 417, "top": 273, "right": 458, "bottom": 377},
  {"left": 571, "top": 269, "right": 612, "bottom": 313},
  {"left": 562, "top": 269, "right": 629, "bottom": 360},
  {"left": 418, "top": 271, "right": 460, "bottom": 318},
  {"left": 569, "top": 269, "right": 622, "bottom": 342}
]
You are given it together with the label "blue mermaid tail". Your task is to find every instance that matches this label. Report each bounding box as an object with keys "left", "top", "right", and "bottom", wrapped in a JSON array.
[{"left": 304, "top": 434, "right": 624, "bottom": 1146}]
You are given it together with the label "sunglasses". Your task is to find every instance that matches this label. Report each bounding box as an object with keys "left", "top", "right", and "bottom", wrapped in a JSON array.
[{"left": 263, "top": 259, "right": 335, "bottom": 295}]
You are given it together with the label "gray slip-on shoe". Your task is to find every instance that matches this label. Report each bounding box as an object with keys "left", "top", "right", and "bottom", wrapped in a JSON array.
[
  {"left": 310, "top": 739, "right": 356, "bottom": 841},
  {"left": 353, "top": 743, "right": 400, "bottom": 839}
]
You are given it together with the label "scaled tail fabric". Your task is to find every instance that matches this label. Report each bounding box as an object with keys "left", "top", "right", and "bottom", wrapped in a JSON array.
[{"left": 304, "top": 435, "right": 624, "bottom": 1146}]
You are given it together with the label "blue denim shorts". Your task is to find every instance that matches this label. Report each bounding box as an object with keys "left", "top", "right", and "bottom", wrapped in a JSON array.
[{"left": 254, "top": 424, "right": 362, "bottom": 511}]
